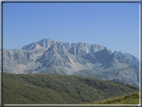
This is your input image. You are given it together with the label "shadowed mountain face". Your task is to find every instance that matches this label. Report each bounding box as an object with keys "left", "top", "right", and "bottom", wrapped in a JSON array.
[{"left": 1, "top": 38, "right": 140, "bottom": 86}]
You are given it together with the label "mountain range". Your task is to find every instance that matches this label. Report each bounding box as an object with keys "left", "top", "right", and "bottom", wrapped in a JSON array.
[{"left": 1, "top": 39, "right": 140, "bottom": 86}]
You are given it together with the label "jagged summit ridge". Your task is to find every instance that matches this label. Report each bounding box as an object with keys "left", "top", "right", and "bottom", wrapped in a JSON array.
[{"left": 22, "top": 38, "right": 106, "bottom": 54}]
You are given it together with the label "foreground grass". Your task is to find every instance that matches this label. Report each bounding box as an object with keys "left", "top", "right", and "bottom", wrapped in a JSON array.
[
  {"left": 3, "top": 72, "right": 139, "bottom": 104},
  {"left": 87, "top": 91, "right": 139, "bottom": 104}
]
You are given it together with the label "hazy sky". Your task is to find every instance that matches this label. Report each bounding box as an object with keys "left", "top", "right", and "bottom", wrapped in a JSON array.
[{"left": 3, "top": 2, "right": 139, "bottom": 58}]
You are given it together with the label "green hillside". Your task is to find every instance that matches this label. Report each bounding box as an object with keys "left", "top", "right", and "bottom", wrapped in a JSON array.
[
  {"left": 3, "top": 72, "right": 138, "bottom": 104},
  {"left": 87, "top": 91, "right": 139, "bottom": 104}
]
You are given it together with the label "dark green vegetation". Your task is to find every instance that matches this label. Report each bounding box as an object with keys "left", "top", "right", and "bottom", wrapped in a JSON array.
[
  {"left": 87, "top": 91, "right": 139, "bottom": 104},
  {"left": 3, "top": 72, "right": 138, "bottom": 104}
]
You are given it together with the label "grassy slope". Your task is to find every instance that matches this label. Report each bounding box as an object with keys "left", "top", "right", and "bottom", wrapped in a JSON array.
[
  {"left": 3, "top": 72, "right": 139, "bottom": 104},
  {"left": 87, "top": 91, "right": 139, "bottom": 104}
]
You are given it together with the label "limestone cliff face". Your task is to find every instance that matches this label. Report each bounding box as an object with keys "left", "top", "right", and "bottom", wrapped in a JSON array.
[{"left": 0, "top": 38, "right": 140, "bottom": 86}]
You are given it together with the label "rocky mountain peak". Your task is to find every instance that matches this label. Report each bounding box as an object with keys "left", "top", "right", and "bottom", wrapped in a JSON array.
[
  {"left": 22, "top": 43, "right": 37, "bottom": 50},
  {"left": 22, "top": 39, "right": 52, "bottom": 50},
  {"left": 68, "top": 47, "right": 86, "bottom": 55},
  {"left": 95, "top": 48, "right": 112, "bottom": 55},
  {"left": 90, "top": 44, "right": 106, "bottom": 54},
  {"left": 37, "top": 39, "right": 52, "bottom": 48},
  {"left": 94, "top": 48, "right": 113, "bottom": 66},
  {"left": 118, "top": 51, "right": 122, "bottom": 55}
]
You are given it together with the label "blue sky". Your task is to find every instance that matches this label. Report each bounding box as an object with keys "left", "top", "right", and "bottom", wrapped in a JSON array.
[{"left": 3, "top": 3, "right": 139, "bottom": 58}]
